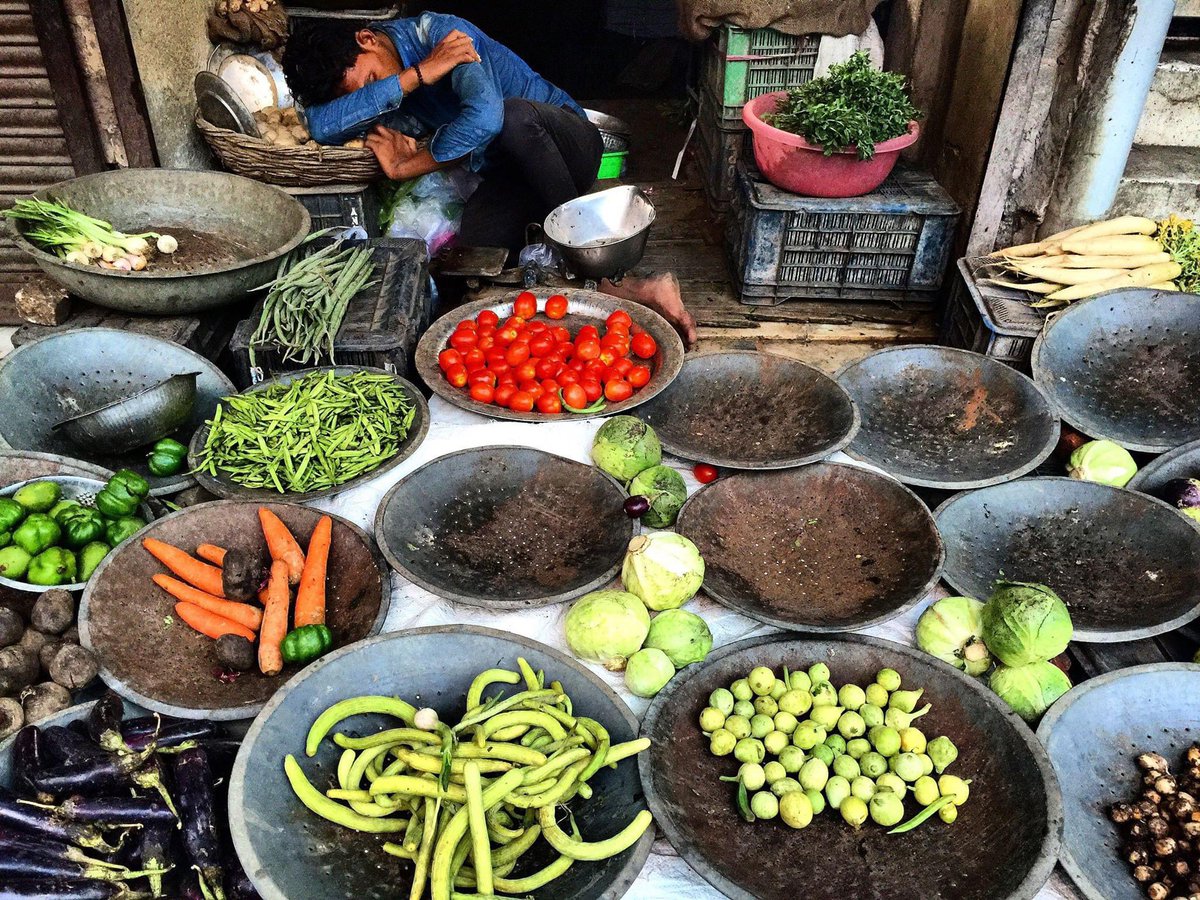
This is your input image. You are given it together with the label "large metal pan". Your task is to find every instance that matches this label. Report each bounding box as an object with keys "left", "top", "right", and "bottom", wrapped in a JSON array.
[
  {"left": 1038, "top": 663, "right": 1200, "bottom": 900},
  {"left": 1032, "top": 288, "right": 1200, "bottom": 453},
  {"left": 544, "top": 185, "right": 655, "bottom": 282},
  {"left": 1127, "top": 436, "right": 1200, "bottom": 497},
  {"left": 935, "top": 477, "right": 1200, "bottom": 642},
  {"left": 7, "top": 168, "right": 310, "bottom": 314},
  {"left": 641, "top": 632, "right": 1062, "bottom": 900},
  {"left": 635, "top": 350, "right": 858, "bottom": 468},
  {"left": 676, "top": 463, "right": 943, "bottom": 631},
  {"left": 837, "top": 345, "right": 1059, "bottom": 489}
]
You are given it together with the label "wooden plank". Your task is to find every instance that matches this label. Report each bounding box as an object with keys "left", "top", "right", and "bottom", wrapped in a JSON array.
[{"left": 87, "top": 0, "right": 156, "bottom": 166}]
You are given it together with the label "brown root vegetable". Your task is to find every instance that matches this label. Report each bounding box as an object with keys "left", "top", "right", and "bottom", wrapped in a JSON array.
[
  {"left": 31, "top": 589, "right": 74, "bottom": 635},
  {"left": 21, "top": 681, "right": 70, "bottom": 723},
  {"left": 38, "top": 640, "right": 63, "bottom": 673},
  {"left": 61, "top": 625, "right": 79, "bottom": 644},
  {"left": 18, "top": 628, "right": 47, "bottom": 658},
  {"left": 0, "top": 697, "right": 21, "bottom": 740},
  {"left": 0, "top": 646, "right": 36, "bottom": 690},
  {"left": 0, "top": 607, "right": 22, "bottom": 646},
  {"left": 48, "top": 644, "right": 98, "bottom": 690},
  {"left": 222, "top": 548, "right": 264, "bottom": 603},
  {"left": 215, "top": 634, "right": 255, "bottom": 671}
]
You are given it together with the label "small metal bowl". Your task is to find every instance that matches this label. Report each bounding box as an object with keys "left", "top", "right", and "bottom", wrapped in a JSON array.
[{"left": 53, "top": 372, "right": 198, "bottom": 454}]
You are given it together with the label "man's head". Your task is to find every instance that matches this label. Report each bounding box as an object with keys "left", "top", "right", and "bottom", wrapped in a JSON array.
[{"left": 283, "top": 21, "right": 404, "bottom": 108}]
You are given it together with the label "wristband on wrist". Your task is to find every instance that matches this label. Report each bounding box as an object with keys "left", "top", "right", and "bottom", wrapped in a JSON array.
[{"left": 414, "top": 64, "right": 425, "bottom": 87}]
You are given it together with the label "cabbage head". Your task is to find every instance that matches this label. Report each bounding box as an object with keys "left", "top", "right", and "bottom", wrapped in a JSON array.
[
  {"left": 564, "top": 590, "right": 650, "bottom": 671},
  {"left": 981, "top": 581, "right": 1072, "bottom": 667},
  {"left": 989, "top": 661, "right": 1071, "bottom": 722},
  {"left": 1067, "top": 439, "right": 1137, "bottom": 488},
  {"left": 916, "top": 596, "right": 991, "bottom": 676}
]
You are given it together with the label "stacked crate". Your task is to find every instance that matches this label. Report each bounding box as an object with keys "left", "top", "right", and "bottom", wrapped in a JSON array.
[{"left": 939, "top": 258, "right": 1047, "bottom": 368}]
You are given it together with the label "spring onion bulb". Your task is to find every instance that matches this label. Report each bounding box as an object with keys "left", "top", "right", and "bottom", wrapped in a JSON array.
[{"left": 0, "top": 197, "right": 172, "bottom": 270}]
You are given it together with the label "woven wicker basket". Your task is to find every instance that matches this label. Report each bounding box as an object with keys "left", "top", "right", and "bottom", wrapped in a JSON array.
[{"left": 196, "top": 114, "right": 382, "bottom": 187}]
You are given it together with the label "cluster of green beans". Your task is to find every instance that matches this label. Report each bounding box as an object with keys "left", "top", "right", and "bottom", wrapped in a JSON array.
[
  {"left": 249, "top": 239, "right": 377, "bottom": 367},
  {"left": 197, "top": 371, "right": 414, "bottom": 493},
  {"left": 285, "top": 658, "right": 653, "bottom": 900}
]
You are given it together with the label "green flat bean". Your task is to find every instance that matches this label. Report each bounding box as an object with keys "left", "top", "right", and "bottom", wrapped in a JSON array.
[
  {"left": 307, "top": 696, "right": 417, "bottom": 756},
  {"left": 284, "top": 755, "right": 406, "bottom": 834},
  {"left": 454, "top": 690, "right": 563, "bottom": 732},
  {"left": 463, "top": 763, "right": 492, "bottom": 895},
  {"left": 536, "top": 806, "right": 654, "bottom": 860},
  {"left": 368, "top": 775, "right": 468, "bottom": 804},
  {"left": 477, "top": 711, "right": 567, "bottom": 742},
  {"left": 334, "top": 728, "right": 440, "bottom": 751},
  {"left": 431, "top": 770, "right": 525, "bottom": 900}
]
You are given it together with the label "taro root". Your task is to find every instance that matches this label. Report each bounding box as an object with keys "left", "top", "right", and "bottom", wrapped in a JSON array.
[
  {"left": 0, "top": 607, "right": 22, "bottom": 646},
  {"left": 215, "top": 634, "right": 255, "bottom": 672},
  {"left": 38, "top": 640, "right": 62, "bottom": 673},
  {"left": 30, "top": 589, "right": 74, "bottom": 635},
  {"left": 0, "top": 696, "right": 22, "bottom": 739},
  {"left": 21, "top": 681, "right": 70, "bottom": 723},
  {"left": 0, "top": 646, "right": 37, "bottom": 690},
  {"left": 18, "top": 628, "right": 47, "bottom": 657},
  {"left": 48, "top": 644, "right": 98, "bottom": 690}
]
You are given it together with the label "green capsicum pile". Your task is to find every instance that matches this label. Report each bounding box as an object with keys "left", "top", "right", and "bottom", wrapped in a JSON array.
[{"left": 0, "top": 471, "right": 149, "bottom": 587}]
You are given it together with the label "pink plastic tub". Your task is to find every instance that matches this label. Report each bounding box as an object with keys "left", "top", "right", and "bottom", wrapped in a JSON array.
[{"left": 742, "top": 91, "right": 919, "bottom": 198}]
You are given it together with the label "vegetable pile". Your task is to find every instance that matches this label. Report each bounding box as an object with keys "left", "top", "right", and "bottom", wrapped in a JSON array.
[
  {"left": 0, "top": 473, "right": 148, "bottom": 588},
  {"left": 196, "top": 370, "right": 415, "bottom": 493},
  {"left": 699, "top": 662, "right": 970, "bottom": 832},
  {"left": 1109, "top": 746, "right": 1200, "bottom": 900},
  {"left": 4, "top": 690, "right": 256, "bottom": 899},
  {"left": 145, "top": 508, "right": 336, "bottom": 678},
  {"left": 438, "top": 293, "right": 657, "bottom": 415},
  {"left": 764, "top": 52, "right": 921, "bottom": 160},
  {"left": 1, "top": 198, "right": 178, "bottom": 272},
  {"left": 286, "top": 659, "right": 654, "bottom": 899},
  {"left": 591, "top": 417, "right": 705, "bottom": 528}
]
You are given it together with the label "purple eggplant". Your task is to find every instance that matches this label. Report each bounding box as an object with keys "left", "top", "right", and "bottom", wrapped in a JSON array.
[
  {"left": 0, "top": 825, "right": 118, "bottom": 869},
  {"left": 55, "top": 795, "right": 176, "bottom": 827},
  {"left": 198, "top": 738, "right": 242, "bottom": 775},
  {"left": 121, "top": 716, "right": 216, "bottom": 751},
  {"left": 0, "top": 882, "right": 145, "bottom": 900},
  {"left": 12, "top": 726, "right": 48, "bottom": 800},
  {"left": 42, "top": 726, "right": 108, "bottom": 767},
  {"left": 0, "top": 845, "right": 159, "bottom": 883},
  {"left": 31, "top": 747, "right": 154, "bottom": 798},
  {"left": 224, "top": 851, "right": 260, "bottom": 900},
  {"left": 173, "top": 748, "right": 226, "bottom": 900},
  {"left": 1160, "top": 477, "right": 1200, "bottom": 519},
  {"left": 0, "top": 787, "right": 120, "bottom": 853},
  {"left": 86, "top": 692, "right": 128, "bottom": 753},
  {"left": 136, "top": 819, "right": 174, "bottom": 898}
]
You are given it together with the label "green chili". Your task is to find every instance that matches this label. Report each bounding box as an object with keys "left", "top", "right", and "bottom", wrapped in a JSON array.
[
  {"left": 465, "top": 669, "right": 521, "bottom": 710},
  {"left": 515, "top": 657, "right": 541, "bottom": 692},
  {"left": 463, "top": 763, "right": 492, "bottom": 895},
  {"left": 576, "top": 718, "right": 611, "bottom": 783},
  {"left": 368, "top": 775, "right": 468, "bottom": 804},
  {"left": 333, "top": 728, "right": 440, "bottom": 751},
  {"left": 887, "top": 794, "right": 958, "bottom": 834},
  {"left": 453, "top": 689, "right": 563, "bottom": 732},
  {"left": 431, "top": 771, "right": 525, "bottom": 900}
]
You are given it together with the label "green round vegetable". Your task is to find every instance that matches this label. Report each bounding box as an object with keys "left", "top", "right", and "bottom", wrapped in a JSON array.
[
  {"left": 840, "top": 796, "right": 868, "bottom": 829},
  {"left": 773, "top": 711, "right": 798, "bottom": 735},
  {"left": 789, "top": 671, "right": 812, "bottom": 693},
  {"left": 779, "top": 790, "right": 813, "bottom": 829},
  {"left": 875, "top": 772, "right": 907, "bottom": 799},
  {"left": 982, "top": 581, "right": 1073, "bottom": 667},
  {"left": 769, "top": 679, "right": 787, "bottom": 701},
  {"left": 625, "top": 648, "right": 675, "bottom": 698},
  {"left": 804, "top": 789, "right": 825, "bottom": 816},
  {"left": 869, "top": 791, "right": 905, "bottom": 827},
  {"left": 26, "top": 547, "right": 76, "bottom": 586},
  {"left": 860, "top": 704, "right": 884, "bottom": 728},
  {"left": 77, "top": 541, "right": 110, "bottom": 581},
  {"left": 837, "top": 710, "right": 866, "bottom": 738},
  {"left": 734, "top": 737, "right": 765, "bottom": 765},
  {"left": 738, "top": 763, "right": 766, "bottom": 791},
  {"left": 104, "top": 516, "right": 146, "bottom": 547},
  {"left": 798, "top": 757, "right": 829, "bottom": 792},
  {"left": 1068, "top": 439, "right": 1137, "bottom": 487},
  {"left": 792, "top": 721, "right": 825, "bottom": 750},
  {"left": 869, "top": 726, "right": 901, "bottom": 758},
  {"left": 989, "top": 661, "right": 1072, "bottom": 722},
  {"left": 913, "top": 775, "right": 939, "bottom": 806},
  {"left": 698, "top": 707, "right": 726, "bottom": 732},
  {"left": 764, "top": 730, "right": 789, "bottom": 756},
  {"left": 709, "top": 729, "right": 735, "bottom": 756},
  {"left": 832, "top": 754, "right": 860, "bottom": 781},
  {"left": 733, "top": 700, "right": 755, "bottom": 718},
  {"left": 850, "top": 775, "right": 876, "bottom": 802},
  {"left": 808, "top": 663, "right": 830, "bottom": 684},
  {"left": 864, "top": 683, "right": 889, "bottom": 707},
  {"left": 147, "top": 438, "right": 188, "bottom": 477},
  {"left": 899, "top": 727, "right": 927, "bottom": 754},
  {"left": 938, "top": 774, "right": 970, "bottom": 805},
  {"left": 824, "top": 734, "right": 847, "bottom": 756},
  {"left": 860, "top": 752, "right": 887, "bottom": 778},
  {"left": 564, "top": 590, "right": 650, "bottom": 671},
  {"left": 0, "top": 498, "right": 25, "bottom": 532},
  {"left": 810, "top": 681, "right": 838, "bottom": 707},
  {"left": 58, "top": 508, "right": 104, "bottom": 550},
  {"left": 927, "top": 735, "right": 959, "bottom": 774},
  {"left": 939, "top": 802, "right": 959, "bottom": 824},
  {"left": 824, "top": 775, "right": 851, "bottom": 811},
  {"left": 725, "top": 715, "right": 751, "bottom": 740},
  {"left": 876, "top": 668, "right": 902, "bottom": 691},
  {"left": 280, "top": 624, "right": 333, "bottom": 665},
  {"left": 627, "top": 465, "right": 687, "bottom": 528},
  {"left": 731, "top": 679, "right": 753, "bottom": 701},
  {"left": 809, "top": 743, "right": 834, "bottom": 767},
  {"left": 891, "top": 752, "right": 924, "bottom": 782},
  {"left": 778, "top": 689, "right": 812, "bottom": 717},
  {"left": 748, "top": 666, "right": 776, "bottom": 696},
  {"left": 809, "top": 704, "right": 842, "bottom": 730},
  {"left": 838, "top": 683, "right": 866, "bottom": 710},
  {"left": 591, "top": 416, "right": 661, "bottom": 481},
  {"left": 769, "top": 777, "right": 801, "bottom": 797},
  {"left": 643, "top": 609, "right": 712, "bottom": 667},
  {"left": 621, "top": 533, "right": 704, "bottom": 611},
  {"left": 763, "top": 761, "right": 786, "bottom": 784},
  {"left": 778, "top": 745, "right": 805, "bottom": 774},
  {"left": 0, "top": 546, "right": 32, "bottom": 580},
  {"left": 754, "top": 696, "right": 778, "bottom": 718},
  {"left": 750, "top": 791, "right": 778, "bottom": 820},
  {"left": 13, "top": 480, "right": 61, "bottom": 513},
  {"left": 749, "top": 714, "right": 773, "bottom": 739},
  {"left": 12, "top": 514, "right": 59, "bottom": 556},
  {"left": 917, "top": 596, "right": 993, "bottom": 676},
  {"left": 709, "top": 688, "right": 734, "bottom": 715},
  {"left": 846, "top": 738, "right": 870, "bottom": 759}
]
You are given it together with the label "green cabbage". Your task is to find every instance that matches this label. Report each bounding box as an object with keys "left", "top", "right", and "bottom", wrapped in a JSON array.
[
  {"left": 625, "top": 648, "right": 675, "bottom": 698},
  {"left": 591, "top": 416, "right": 661, "bottom": 482},
  {"left": 643, "top": 608, "right": 712, "bottom": 667},
  {"left": 628, "top": 465, "right": 687, "bottom": 528},
  {"left": 1067, "top": 439, "right": 1137, "bottom": 488},
  {"left": 989, "top": 661, "right": 1071, "bottom": 722},
  {"left": 564, "top": 590, "right": 650, "bottom": 671},
  {"left": 981, "top": 581, "right": 1072, "bottom": 667},
  {"left": 621, "top": 533, "right": 704, "bottom": 611},
  {"left": 915, "top": 596, "right": 992, "bottom": 676}
]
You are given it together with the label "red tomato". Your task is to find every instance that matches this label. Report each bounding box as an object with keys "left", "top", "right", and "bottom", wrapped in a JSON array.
[
  {"left": 577, "top": 325, "right": 600, "bottom": 343},
  {"left": 606, "top": 310, "right": 633, "bottom": 329},
  {"left": 536, "top": 393, "right": 563, "bottom": 414},
  {"left": 438, "top": 349, "right": 462, "bottom": 372},
  {"left": 581, "top": 379, "right": 603, "bottom": 403},
  {"left": 575, "top": 339, "right": 601, "bottom": 361},
  {"left": 631, "top": 332, "right": 658, "bottom": 359},
  {"left": 449, "top": 330, "right": 477, "bottom": 352},
  {"left": 526, "top": 320, "right": 548, "bottom": 333},
  {"left": 515, "top": 360, "right": 538, "bottom": 382},
  {"left": 497, "top": 372, "right": 516, "bottom": 387},
  {"left": 601, "top": 334, "right": 629, "bottom": 357},
  {"left": 464, "top": 359, "right": 486, "bottom": 375},
  {"left": 496, "top": 326, "right": 519, "bottom": 346},
  {"left": 469, "top": 383, "right": 494, "bottom": 404},
  {"left": 494, "top": 384, "right": 517, "bottom": 408},
  {"left": 694, "top": 463, "right": 719, "bottom": 484},
  {"left": 534, "top": 358, "right": 559, "bottom": 380},
  {"left": 468, "top": 369, "right": 496, "bottom": 387},
  {"left": 509, "top": 391, "right": 535, "bottom": 413},
  {"left": 604, "top": 379, "right": 633, "bottom": 402},
  {"left": 504, "top": 315, "right": 526, "bottom": 330},
  {"left": 475, "top": 334, "right": 494, "bottom": 352},
  {"left": 514, "top": 292, "right": 538, "bottom": 319},
  {"left": 458, "top": 319, "right": 477, "bottom": 331},
  {"left": 445, "top": 364, "right": 468, "bottom": 388},
  {"left": 628, "top": 365, "right": 651, "bottom": 388},
  {"left": 545, "top": 294, "right": 568, "bottom": 320},
  {"left": 568, "top": 359, "right": 585, "bottom": 373},
  {"left": 505, "top": 343, "right": 530, "bottom": 366},
  {"left": 477, "top": 309, "right": 500, "bottom": 328},
  {"left": 540, "top": 378, "right": 560, "bottom": 394},
  {"left": 598, "top": 350, "right": 618, "bottom": 367},
  {"left": 550, "top": 326, "right": 571, "bottom": 344},
  {"left": 463, "top": 347, "right": 485, "bottom": 367},
  {"left": 561, "top": 383, "right": 587, "bottom": 410},
  {"left": 557, "top": 368, "right": 579, "bottom": 386},
  {"left": 612, "top": 358, "right": 635, "bottom": 377},
  {"left": 529, "top": 334, "right": 556, "bottom": 358}
]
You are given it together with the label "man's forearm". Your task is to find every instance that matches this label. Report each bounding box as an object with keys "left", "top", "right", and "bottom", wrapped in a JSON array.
[{"left": 388, "top": 147, "right": 454, "bottom": 180}]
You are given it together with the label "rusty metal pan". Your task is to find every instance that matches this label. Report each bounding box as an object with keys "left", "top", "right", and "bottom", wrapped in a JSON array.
[
  {"left": 635, "top": 349, "right": 858, "bottom": 468},
  {"left": 640, "top": 632, "right": 1062, "bottom": 900},
  {"left": 0, "top": 450, "right": 113, "bottom": 489},
  {"left": 935, "top": 476, "right": 1200, "bottom": 642},
  {"left": 79, "top": 500, "right": 390, "bottom": 720},
  {"left": 675, "top": 463, "right": 943, "bottom": 631},
  {"left": 375, "top": 446, "right": 633, "bottom": 608},
  {"left": 836, "top": 345, "right": 1059, "bottom": 490},
  {"left": 1127, "top": 436, "right": 1200, "bottom": 497},
  {"left": 187, "top": 366, "right": 429, "bottom": 503},
  {"left": 414, "top": 288, "right": 683, "bottom": 422},
  {"left": 1032, "top": 288, "right": 1200, "bottom": 453}
]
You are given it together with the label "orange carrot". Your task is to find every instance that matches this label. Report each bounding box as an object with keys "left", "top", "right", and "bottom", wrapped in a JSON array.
[
  {"left": 142, "top": 538, "right": 225, "bottom": 597},
  {"left": 258, "top": 559, "right": 290, "bottom": 676},
  {"left": 195, "top": 544, "right": 226, "bottom": 566},
  {"left": 153, "top": 574, "right": 262, "bottom": 632},
  {"left": 293, "top": 516, "right": 332, "bottom": 628},
  {"left": 174, "top": 602, "right": 255, "bottom": 642},
  {"left": 258, "top": 508, "right": 305, "bottom": 585}
]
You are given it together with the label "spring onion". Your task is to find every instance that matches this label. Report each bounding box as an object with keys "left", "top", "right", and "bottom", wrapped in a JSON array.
[{"left": 1, "top": 197, "right": 177, "bottom": 271}]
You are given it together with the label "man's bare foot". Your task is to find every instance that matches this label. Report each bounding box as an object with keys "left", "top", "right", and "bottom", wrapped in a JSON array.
[{"left": 599, "top": 272, "right": 698, "bottom": 349}]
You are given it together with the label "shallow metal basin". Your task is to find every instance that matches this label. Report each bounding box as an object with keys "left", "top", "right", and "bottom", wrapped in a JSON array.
[{"left": 544, "top": 185, "right": 655, "bottom": 281}]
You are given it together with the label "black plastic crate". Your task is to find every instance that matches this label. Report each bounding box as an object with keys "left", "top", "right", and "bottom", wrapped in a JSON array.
[
  {"left": 229, "top": 237, "right": 430, "bottom": 388},
  {"left": 696, "top": 87, "right": 751, "bottom": 213},
  {"left": 939, "top": 257, "right": 1046, "bottom": 367},
  {"left": 284, "top": 183, "right": 384, "bottom": 238}
]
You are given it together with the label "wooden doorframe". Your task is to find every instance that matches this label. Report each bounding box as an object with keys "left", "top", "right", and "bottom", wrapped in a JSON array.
[{"left": 86, "top": 0, "right": 158, "bottom": 168}]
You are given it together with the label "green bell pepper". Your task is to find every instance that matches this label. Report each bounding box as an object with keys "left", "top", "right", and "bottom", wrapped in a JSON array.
[
  {"left": 13, "top": 480, "right": 61, "bottom": 513},
  {"left": 78, "top": 541, "right": 110, "bottom": 581},
  {"left": 0, "top": 497, "right": 25, "bottom": 532},
  {"left": 0, "top": 546, "right": 31, "bottom": 579},
  {"left": 93, "top": 469, "right": 151, "bottom": 518},
  {"left": 105, "top": 516, "right": 146, "bottom": 547},
  {"left": 0, "top": 531, "right": 9, "bottom": 549},
  {"left": 26, "top": 547, "right": 77, "bottom": 586},
  {"left": 49, "top": 499, "right": 81, "bottom": 523},
  {"left": 110, "top": 469, "right": 150, "bottom": 498},
  {"left": 147, "top": 438, "right": 188, "bottom": 477},
  {"left": 280, "top": 625, "right": 333, "bottom": 665},
  {"left": 12, "top": 514, "right": 61, "bottom": 556},
  {"left": 59, "top": 507, "right": 105, "bottom": 550}
]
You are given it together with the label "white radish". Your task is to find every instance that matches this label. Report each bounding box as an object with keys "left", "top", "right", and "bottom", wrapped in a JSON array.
[
  {"left": 1045, "top": 261, "right": 1182, "bottom": 302},
  {"left": 1040, "top": 252, "right": 1170, "bottom": 269},
  {"left": 1060, "top": 234, "right": 1162, "bottom": 256},
  {"left": 1010, "top": 264, "right": 1127, "bottom": 285},
  {"left": 982, "top": 278, "right": 1062, "bottom": 294},
  {"left": 1148, "top": 281, "right": 1178, "bottom": 290},
  {"left": 1062, "top": 215, "right": 1157, "bottom": 243}
]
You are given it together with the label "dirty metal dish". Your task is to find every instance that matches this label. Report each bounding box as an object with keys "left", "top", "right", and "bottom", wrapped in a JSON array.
[
  {"left": 1032, "top": 288, "right": 1200, "bottom": 453},
  {"left": 0, "top": 328, "right": 235, "bottom": 496},
  {"left": 641, "top": 632, "right": 1062, "bottom": 900},
  {"left": 415, "top": 289, "right": 683, "bottom": 422},
  {"left": 79, "top": 500, "right": 389, "bottom": 720},
  {"left": 194, "top": 71, "right": 259, "bottom": 135},
  {"left": 229, "top": 626, "right": 652, "bottom": 900},
  {"left": 1127, "top": 436, "right": 1200, "bottom": 497},
  {"left": 1037, "top": 663, "right": 1200, "bottom": 900},
  {"left": 935, "top": 476, "right": 1200, "bottom": 642},
  {"left": 675, "top": 463, "right": 943, "bottom": 631},
  {"left": 636, "top": 350, "right": 858, "bottom": 468},
  {"left": 187, "top": 366, "right": 430, "bottom": 503},
  {"left": 53, "top": 372, "right": 198, "bottom": 455},
  {"left": 836, "top": 345, "right": 1060, "bottom": 489},
  {"left": 544, "top": 185, "right": 655, "bottom": 282},
  {"left": 375, "top": 446, "right": 633, "bottom": 608},
  {"left": 8, "top": 168, "right": 310, "bottom": 314},
  {"left": 0, "top": 450, "right": 112, "bottom": 489}
]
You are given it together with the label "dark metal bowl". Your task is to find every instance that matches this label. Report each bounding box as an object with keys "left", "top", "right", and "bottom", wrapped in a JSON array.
[
  {"left": 836, "top": 345, "right": 1059, "bottom": 489},
  {"left": 0, "top": 699, "right": 141, "bottom": 781},
  {"left": 229, "top": 626, "right": 653, "bottom": 900},
  {"left": 79, "top": 500, "right": 391, "bottom": 720},
  {"left": 640, "top": 632, "right": 1062, "bottom": 900},
  {"left": 676, "top": 463, "right": 943, "bottom": 631},
  {"left": 8, "top": 168, "right": 310, "bottom": 314},
  {"left": 375, "top": 446, "right": 633, "bottom": 608},
  {"left": 414, "top": 289, "right": 683, "bottom": 422},
  {"left": 1127, "top": 436, "right": 1200, "bottom": 497},
  {"left": 1037, "top": 663, "right": 1200, "bottom": 900},
  {"left": 54, "top": 372, "right": 198, "bottom": 454},
  {"left": 1032, "top": 288, "right": 1200, "bottom": 453},
  {"left": 635, "top": 350, "right": 859, "bottom": 468},
  {"left": 935, "top": 477, "right": 1200, "bottom": 642},
  {"left": 0, "top": 327, "right": 235, "bottom": 495},
  {"left": 187, "top": 366, "right": 429, "bottom": 503}
]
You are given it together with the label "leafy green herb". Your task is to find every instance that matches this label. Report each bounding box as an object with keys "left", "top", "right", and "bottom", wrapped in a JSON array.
[
  {"left": 1156, "top": 215, "right": 1200, "bottom": 293},
  {"left": 765, "top": 52, "right": 921, "bottom": 160}
]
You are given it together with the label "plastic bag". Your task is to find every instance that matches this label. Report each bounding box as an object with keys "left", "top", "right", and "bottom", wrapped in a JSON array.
[{"left": 381, "top": 170, "right": 474, "bottom": 256}]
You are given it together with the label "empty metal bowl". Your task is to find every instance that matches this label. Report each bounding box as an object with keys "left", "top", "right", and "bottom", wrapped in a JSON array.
[
  {"left": 54, "top": 372, "right": 198, "bottom": 454},
  {"left": 544, "top": 185, "right": 655, "bottom": 281},
  {"left": 1127, "top": 436, "right": 1200, "bottom": 497}
]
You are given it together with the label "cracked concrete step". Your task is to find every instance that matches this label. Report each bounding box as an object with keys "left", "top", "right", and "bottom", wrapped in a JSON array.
[
  {"left": 1113, "top": 144, "right": 1200, "bottom": 219},
  {"left": 1135, "top": 49, "right": 1200, "bottom": 147}
]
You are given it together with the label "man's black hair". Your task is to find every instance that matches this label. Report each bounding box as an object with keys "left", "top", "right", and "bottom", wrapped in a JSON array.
[{"left": 282, "top": 20, "right": 366, "bottom": 108}]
